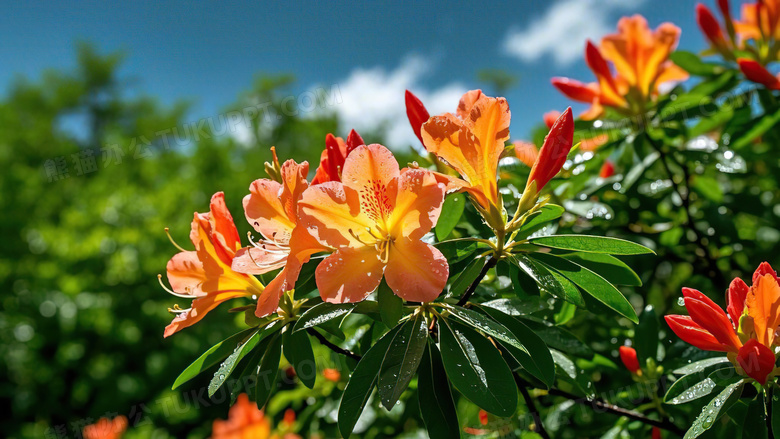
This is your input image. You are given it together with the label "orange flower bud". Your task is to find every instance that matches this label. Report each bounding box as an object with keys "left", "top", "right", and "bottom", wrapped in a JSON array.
[
  {"left": 619, "top": 346, "right": 641, "bottom": 374},
  {"left": 323, "top": 368, "right": 341, "bottom": 382}
]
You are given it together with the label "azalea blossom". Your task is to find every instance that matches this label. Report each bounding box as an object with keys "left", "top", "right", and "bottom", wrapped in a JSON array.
[
  {"left": 211, "top": 393, "right": 300, "bottom": 439},
  {"left": 735, "top": 0, "right": 780, "bottom": 49},
  {"left": 419, "top": 89, "right": 510, "bottom": 213},
  {"left": 298, "top": 143, "right": 449, "bottom": 303},
  {"left": 162, "top": 192, "right": 264, "bottom": 337},
  {"left": 231, "top": 158, "right": 328, "bottom": 317},
  {"left": 552, "top": 15, "right": 688, "bottom": 119},
  {"left": 665, "top": 262, "right": 780, "bottom": 384}
]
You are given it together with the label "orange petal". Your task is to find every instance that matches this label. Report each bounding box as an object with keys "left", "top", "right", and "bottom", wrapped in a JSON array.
[
  {"left": 752, "top": 261, "right": 779, "bottom": 284},
  {"left": 664, "top": 315, "right": 730, "bottom": 352},
  {"left": 312, "top": 134, "right": 347, "bottom": 184},
  {"left": 737, "top": 339, "right": 776, "bottom": 384},
  {"left": 513, "top": 141, "right": 539, "bottom": 168},
  {"left": 164, "top": 289, "right": 250, "bottom": 337},
  {"left": 298, "top": 181, "right": 375, "bottom": 248},
  {"left": 683, "top": 288, "right": 741, "bottom": 351},
  {"left": 316, "top": 247, "right": 384, "bottom": 303},
  {"left": 340, "top": 144, "right": 400, "bottom": 227},
  {"left": 230, "top": 245, "right": 288, "bottom": 275},
  {"left": 244, "top": 179, "right": 295, "bottom": 243},
  {"left": 456, "top": 89, "right": 484, "bottom": 119},
  {"left": 585, "top": 40, "right": 626, "bottom": 108},
  {"left": 385, "top": 238, "right": 448, "bottom": 302},
  {"left": 727, "top": 277, "right": 749, "bottom": 330},
  {"left": 551, "top": 77, "right": 599, "bottom": 103},
  {"left": 745, "top": 274, "right": 780, "bottom": 346},
  {"left": 388, "top": 169, "right": 445, "bottom": 240},
  {"left": 461, "top": 94, "right": 510, "bottom": 207},
  {"left": 279, "top": 159, "right": 310, "bottom": 220},
  {"left": 422, "top": 113, "right": 476, "bottom": 185}
]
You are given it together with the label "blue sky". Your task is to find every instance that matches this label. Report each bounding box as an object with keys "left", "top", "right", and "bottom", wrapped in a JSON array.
[{"left": 2, "top": 0, "right": 706, "bottom": 146}]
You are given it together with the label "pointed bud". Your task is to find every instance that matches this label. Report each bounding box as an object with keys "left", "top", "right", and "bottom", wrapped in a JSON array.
[
  {"left": 405, "top": 89, "right": 430, "bottom": 146},
  {"left": 696, "top": 3, "right": 728, "bottom": 51},
  {"left": 599, "top": 160, "right": 615, "bottom": 178},
  {"left": 345, "top": 129, "right": 365, "bottom": 155},
  {"left": 585, "top": 40, "right": 614, "bottom": 84},
  {"left": 551, "top": 77, "right": 599, "bottom": 103},
  {"left": 543, "top": 111, "right": 562, "bottom": 129},
  {"left": 526, "top": 107, "right": 574, "bottom": 195},
  {"left": 619, "top": 346, "right": 642, "bottom": 374},
  {"left": 738, "top": 58, "right": 780, "bottom": 90}
]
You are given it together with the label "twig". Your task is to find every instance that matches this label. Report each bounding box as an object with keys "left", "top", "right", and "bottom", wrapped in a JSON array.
[
  {"left": 306, "top": 328, "right": 361, "bottom": 361},
  {"left": 643, "top": 131, "right": 725, "bottom": 289},
  {"left": 456, "top": 255, "right": 498, "bottom": 306},
  {"left": 515, "top": 377, "right": 552, "bottom": 439}
]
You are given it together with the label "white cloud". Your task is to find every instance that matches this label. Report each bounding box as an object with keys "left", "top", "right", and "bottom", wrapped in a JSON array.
[
  {"left": 502, "top": 0, "right": 645, "bottom": 66},
  {"left": 315, "top": 56, "right": 468, "bottom": 151}
]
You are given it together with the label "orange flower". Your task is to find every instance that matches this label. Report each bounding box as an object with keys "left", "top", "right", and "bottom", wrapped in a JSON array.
[
  {"left": 420, "top": 90, "right": 510, "bottom": 212},
  {"left": 211, "top": 394, "right": 273, "bottom": 439},
  {"left": 599, "top": 160, "right": 616, "bottom": 178},
  {"left": 322, "top": 368, "right": 341, "bottom": 382},
  {"left": 298, "top": 144, "right": 448, "bottom": 303},
  {"left": 735, "top": 0, "right": 780, "bottom": 46},
  {"left": 83, "top": 416, "right": 127, "bottom": 439},
  {"left": 665, "top": 262, "right": 780, "bottom": 384},
  {"left": 231, "top": 159, "right": 329, "bottom": 317},
  {"left": 311, "top": 130, "right": 365, "bottom": 185},
  {"left": 553, "top": 15, "right": 688, "bottom": 119},
  {"left": 619, "top": 345, "right": 642, "bottom": 374},
  {"left": 162, "top": 193, "right": 264, "bottom": 337}
]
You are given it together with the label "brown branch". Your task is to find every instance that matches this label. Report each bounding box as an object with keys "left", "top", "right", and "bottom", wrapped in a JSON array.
[
  {"left": 306, "top": 328, "right": 361, "bottom": 361},
  {"left": 456, "top": 255, "right": 498, "bottom": 306},
  {"left": 516, "top": 377, "right": 552, "bottom": 439}
]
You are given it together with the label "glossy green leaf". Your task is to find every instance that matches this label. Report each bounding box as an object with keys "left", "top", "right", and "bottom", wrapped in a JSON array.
[
  {"left": 668, "top": 51, "right": 721, "bottom": 76},
  {"left": 531, "top": 253, "right": 638, "bottom": 323},
  {"left": 683, "top": 380, "right": 744, "bottom": 439},
  {"left": 517, "top": 204, "right": 565, "bottom": 237},
  {"left": 293, "top": 302, "right": 355, "bottom": 333},
  {"left": 673, "top": 357, "right": 731, "bottom": 375},
  {"left": 378, "top": 281, "right": 403, "bottom": 328},
  {"left": 530, "top": 234, "right": 654, "bottom": 255},
  {"left": 377, "top": 313, "right": 428, "bottom": 410},
  {"left": 435, "top": 193, "right": 465, "bottom": 240},
  {"left": 731, "top": 106, "right": 780, "bottom": 150},
  {"left": 439, "top": 318, "right": 517, "bottom": 416},
  {"left": 255, "top": 331, "right": 283, "bottom": 408},
  {"left": 481, "top": 297, "right": 548, "bottom": 316},
  {"left": 512, "top": 254, "right": 584, "bottom": 307},
  {"left": 172, "top": 328, "right": 256, "bottom": 390},
  {"left": 338, "top": 325, "right": 402, "bottom": 438},
  {"left": 448, "top": 256, "right": 485, "bottom": 298},
  {"left": 476, "top": 305, "right": 555, "bottom": 387},
  {"left": 283, "top": 329, "right": 316, "bottom": 389},
  {"left": 556, "top": 252, "right": 642, "bottom": 286},
  {"left": 518, "top": 316, "right": 593, "bottom": 358},
  {"left": 634, "top": 305, "right": 658, "bottom": 366},
  {"left": 418, "top": 341, "right": 460, "bottom": 439},
  {"left": 437, "top": 240, "right": 482, "bottom": 264}
]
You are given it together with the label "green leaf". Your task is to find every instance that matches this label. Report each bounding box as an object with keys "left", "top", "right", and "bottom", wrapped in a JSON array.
[
  {"left": 476, "top": 306, "right": 556, "bottom": 388},
  {"left": 228, "top": 339, "right": 267, "bottom": 404},
  {"left": 255, "top": 331, "right": 283, "bottom": 408},
  {"left": 518, "top": 316, "right": 593, "bottom": 358},
  {"left": 283, "top": 329, "right": 316, "bottom": 389},
  {"left": 172, "top": 328, "right": 256, "bottom": 390},
  {"left": 530, "top": 235, "right": 654, "bottom": 255},
  {"left": 207, "top": 321, "right": 282, "bottom": 397},
  {"left": 439, "top": 318, "right": 518, "bottom": 416},
  {"left": 377, "top": 313, "right": 428, "bottom": 410},
  {"left": 731, "top": 106, "right": 780, "bottom": 150},
  {"left": 683, "top": 380, "right": 744, "bottom": 439},
  {"left": 437, "top": 240, "right": 482, "bottom": 264},
  {"left": 516, "top": 204, "right": 565, "bottom": 237},
  {"left": 673, "top": 357, "right": 731, "bottom": 375},
  {"left": 664, "top": 371, "right": 721, "bottom": 405},
  {"left": 692, "top": 176, "right": 724, "bottom": 202},
  {"left": 293, "top": 302, "right": 355, "bottom": 333},
  {"left": 531, "top": 253, "right": 638, "bottom": 323},
  {"left": 634, "top": 305, "right": 658, "bottom": 366},
  {"left": 512, "top": 254, "right": 584, "bottom": 307},
  {"left": 496, "top": 260, "right": 539, "bottom": 297},
  {"left": 338, "top": 325, "right": 402, "bottom": 438},
  {"left": 418, "top": 341, "right": 460, "bottom": 439},
  {"left": 378, "top": 281, "right": 403, "bottom": 328},
  {"left": 668, "top": 51, "right": 721, "bottom": 77},
  {"left": 448, "top": 256, "right": 486, "bottom": 298},
  {"left": 556, "top": 252, "right": 642, "bottom": 286},
  {"left": 772, "top": 384, "right": 780, "bottom": 438},
  {"left": 481, "top": 297, "right": 548, "bottom": 316},
  {"left": 435, "top": 193, "right": 465, "bottom": 240}
]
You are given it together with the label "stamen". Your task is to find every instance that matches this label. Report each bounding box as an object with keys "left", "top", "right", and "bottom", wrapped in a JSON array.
[
  {"left": 157, "top": 274, "right": 194, "bottom": 299},
  {"left": 167, "top": 304, "right": 190, "bottom": 315},
  {"left": 349, "top": 228, "right": 374, "bottom": 245},
  {"left": 165, "top": 227, "right": 187, "bottom": 252}
]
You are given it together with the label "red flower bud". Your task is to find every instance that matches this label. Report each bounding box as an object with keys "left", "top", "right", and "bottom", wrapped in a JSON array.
[
  {"left": 551, "top": 77, "right": 599, "bottom": 103},
  {"left": 526, "top": 107, "right": 574, "bottom": 194},
  {"left": 619, "top": 346, "right": 641, "bottom": 374},
  {"left": 599, "top": 160, "right": 615, "bottom": 178},
  {"left": 738, "top": 58, "right": 780, "bottom": 90},
  {"left": 737, "top": 339, "right": 776, "bottom": 384},
  {"left": 405, "top": 89, "right": 430, "bottom": 146},
  {"left": 345, "top": 129, "right": 364, "bottom": 156},
  {"left": 696, "top": 3, "right": 727, "bottom": 50}
]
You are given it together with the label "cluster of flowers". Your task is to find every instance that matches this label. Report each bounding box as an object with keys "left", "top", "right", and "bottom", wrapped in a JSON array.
[{"left": 160, "top": 90, "right": 574, "bottom": 337}]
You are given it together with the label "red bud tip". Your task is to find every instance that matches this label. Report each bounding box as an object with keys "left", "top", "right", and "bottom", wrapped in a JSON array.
[
  {"left": 619, "top": 346, "right": 642, "bottom": 374},
  {"left": 405, "top": 89, "right": 430, "bottom": 146}
]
